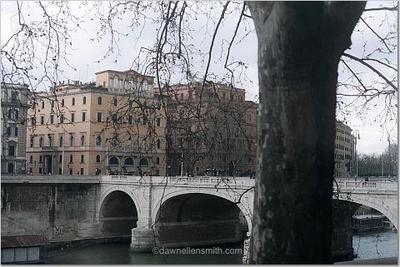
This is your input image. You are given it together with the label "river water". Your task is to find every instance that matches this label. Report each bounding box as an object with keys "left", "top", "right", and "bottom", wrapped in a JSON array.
[{"left": 45, "top": 231, "right": 398, "bottom": 264}]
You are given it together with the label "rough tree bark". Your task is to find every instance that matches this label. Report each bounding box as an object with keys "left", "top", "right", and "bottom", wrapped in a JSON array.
[{"left": 247, "top": 2, "right": 366, "bottom": 264}]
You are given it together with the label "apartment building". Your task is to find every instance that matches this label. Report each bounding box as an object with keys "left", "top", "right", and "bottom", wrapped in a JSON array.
[
  {"left": 1, "top": 83, "right": 30, "bottom": 174},
  {"left": 334, "top": 121, "right": 355, "bottom": 177},
  {"left": 26, "top": 70, "right": 167, "bottom": 176},
  {"left": 155, "top": 82, "right": 257, "bottom": 176}
]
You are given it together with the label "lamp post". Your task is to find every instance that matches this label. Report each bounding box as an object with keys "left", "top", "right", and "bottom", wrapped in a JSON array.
[{"left": 352, "top": 129, "right": 360, "bottom": 179}]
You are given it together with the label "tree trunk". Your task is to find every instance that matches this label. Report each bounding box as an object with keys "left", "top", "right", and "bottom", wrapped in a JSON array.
[{"left": 247, "top": 2, "right": 365, "bottom": 263}]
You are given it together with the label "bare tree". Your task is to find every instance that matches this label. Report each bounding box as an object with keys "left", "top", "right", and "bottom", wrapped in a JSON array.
[{"left": 1, "top": 1, "right": 397, "bottom": 263}]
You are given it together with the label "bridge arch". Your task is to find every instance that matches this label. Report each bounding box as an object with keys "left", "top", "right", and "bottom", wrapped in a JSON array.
[
  {"left": 152, "top": 188, "right": 253, "bottom": 233},
  {"left": 97, "top": 186, "right": 143, "bottom": 222},
  {"left": 97, "top": 189, "right": 140, "bottom": 236},
  {"left": 335, "top": 194, "right": 398, "bottom": 230}
]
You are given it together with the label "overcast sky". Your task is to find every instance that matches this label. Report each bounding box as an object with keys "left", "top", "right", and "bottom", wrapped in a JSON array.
[{"left": 1, "top": 1, "right": 397, "bottom": 155}]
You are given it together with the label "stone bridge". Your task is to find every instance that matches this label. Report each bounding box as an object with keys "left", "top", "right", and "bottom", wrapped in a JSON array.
[{"left": 1, "top": 175, "right": 397, "bottom": 252}]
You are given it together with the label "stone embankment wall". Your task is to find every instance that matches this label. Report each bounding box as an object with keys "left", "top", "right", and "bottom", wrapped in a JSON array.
[{"left": 1, "top": 184, "right": 101, "bottom": 241}]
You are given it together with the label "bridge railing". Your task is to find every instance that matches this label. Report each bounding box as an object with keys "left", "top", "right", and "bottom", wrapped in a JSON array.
[
  {"left": 166, "top": 176, "right": 255, "bottom": 187},
  {"left": 334, "top": 178, "right": 398, "bottom": 193},
  {"left": 100, "top": 175, "right": 255, "bottom": 187}
]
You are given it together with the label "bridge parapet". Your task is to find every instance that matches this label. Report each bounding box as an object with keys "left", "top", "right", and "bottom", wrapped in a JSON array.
[
  {"left": 334, "top": 178, "right": 398, "bottom": 193},
  {"left": 100, "top": 175, "right": 255, "bottom": 188}
]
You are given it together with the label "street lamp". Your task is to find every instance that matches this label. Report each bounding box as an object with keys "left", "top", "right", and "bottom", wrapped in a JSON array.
[{"left": 354, "top": 130, "right": 360, "bottom": 179}]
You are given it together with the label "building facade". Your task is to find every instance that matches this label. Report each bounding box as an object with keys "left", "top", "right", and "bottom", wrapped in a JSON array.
[
  {"left": 1, "top": 83, "right": 30, "bottom": 175},
  {"left": 334, "top": 121, "right": 355, "bottom": 177},
  {"left": 156, "top": 82, "right": 257, "bottom": 176},
  {"left": 26, "top": 70, "right": 167, "bottom": 176}
]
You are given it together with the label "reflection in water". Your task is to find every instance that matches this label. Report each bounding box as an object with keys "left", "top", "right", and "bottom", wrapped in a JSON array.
[
  {"left": 353, "top": 231, "right": 398, "bottom": 260},
  {"left": 45, "top": 242, "right": 244, "bottom": 264},
  {"left": 44, "top": 231, "right": 398, "bottom": 264}
]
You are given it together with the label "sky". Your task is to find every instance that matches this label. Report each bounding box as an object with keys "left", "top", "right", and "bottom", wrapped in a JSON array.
[{"left": 1, "top": 1, "right": 398, "bottom": 155}]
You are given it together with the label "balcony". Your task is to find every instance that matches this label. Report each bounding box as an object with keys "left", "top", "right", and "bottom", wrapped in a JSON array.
[{"left": 40, "top": 146, "right": 59, "bottom": 152}]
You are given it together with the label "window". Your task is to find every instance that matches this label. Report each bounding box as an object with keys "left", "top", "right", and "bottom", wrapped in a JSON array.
[
  {"left": 156, "top": 157, "right": 160, "bottom": 164},
  {"left": 109, "top": 157, "right": 119, "bottom": 165},
  {"left": 71, "top": 113, "right": 75, "bottom": 123},
  {"left": 69, "top": 168, "right": 73, "bottom": 175},
  {"left": 40, "top": 116, "right": 44, "bottom": 125},
  {"left": 39, "top": 137, "right": 43, "bottom": 147},
  {"left": 14, "top": 127, "right": 18, "bottom": 137},
  {"left": 98, "top": 96, "right": 102, "bottom": 105},
  {"left": 70, "top": 155, "right": 73, "bottom": 163},
  {"left": 96, "top": 155, "right": 101, "bottom": 163},
  {"left": 15, "top": 110, "right": 18, "bottom": 120},
  {"left": 39, "top": 156, "right": 43, "bottom": 163},
  {"left": 39, "top": 168, "right": 43, "bottom": 174},
  {"left": 83, "top": 96, "right": 86, "bottom": 105},
  {"left": 48, "top": 135, "right": 53, "bottom": 146},
  {"left": 59, "top": 136, "right": 63, "bottom": 147},
  {"left": 80, "top": 155, "right": 84, "bottom": 163},
  {"left": 30, "top": 155, "right": 33, "bottom": 163},
  {"left": 82, "top": 112, "right": 86, "bottom": 122},
  {"left": 156, "top": 118, "right": 161, "bottom": 127},
  {"left": 80, "top": 168, "right": 84, "bottom": 175},
  {"left": 51, "top": 100, "right": 54, "bottom": 108},
  {"left": 8, "top": 109, "right": 12, "bottom": 119},
  {"left": 80, "top": 135, "right": 85, "bottom": 146},
  {"left": 70, "top": 134, "right": 74, "bottom": 146},
  {"left": 113, "top": 98, "right": 117, "bottom": 106},
  {"left": 31, "top": 117, "right": 36, "bottom": 126},
  {"left": 97, "top": 112, "right": 102, "bottom": 122},
  {"left": 59, "top": 155, "right": 62, "bottom": 163},
  {"left": 111, "top": 135, "right": 118, "bottom": 146},
  {"left": 41, "top": 101, "right": 44, "bottom": 109},
  {"left": 128, "top": 115, "right": 133, "bottom": 125},
  {"left": 111, "top": 113, "right": 117, "bottom": 123},
  {"left": 6, "top": 127, "right": 11, "bottom": 136},
  {"left": 50, "top": 115, "right": 54, "bottom": 124},
  {"left": 59, "top": 168, "right": 62, "bottom": 175},
  {"left": 11, "top": 92, "right": 18, "bottom": 103},
  {"left": 96, "top": 135, "right": 102, "bottom": 146},
  {"left": 156, "top": 139, "right": 161, "bottom": 149},
  {"left": 72, "top": 97, "right": 75, "bottom": 105},
  {"left": 60, "top": 114, "right": 64, "bottom": 123},
  {"left": 61, "top": 99, "right": 64, "bottom": 107},
  {"left": 30, "top": 136, "right": 34, "bottom": 147}
]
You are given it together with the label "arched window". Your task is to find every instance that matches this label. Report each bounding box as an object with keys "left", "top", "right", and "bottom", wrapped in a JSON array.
[
  {"left": 124, "top": 157, "right": 134, "bottom": 166},
  {"left": 139, "top": 158, "right": 148, "bottom": 166},
  {"left": 83, "top": 96, "right": 86, "bottom": 105},
  {"left": 98, "top": 96, "right": 102, "bottom": 105},
  {"left": 72, "top": 97, "right": 75, "bottom": 105},
  {"left": 96, "top": 155, "right": 101, "bottom": 163},
  {"left": 109, "top": 157, "right": 119, "bottom": 165}
]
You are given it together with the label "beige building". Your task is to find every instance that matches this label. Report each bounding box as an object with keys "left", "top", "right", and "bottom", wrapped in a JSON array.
[
  {"left": 26, "top": 70, "right": 167, "bottom": 176},
  {"left": 1, "top": 83, "right": 30, "bottom": 174},
  {"left": 334, "top": 121, "right": 355, "bottom": 177},
  {"left": 155, "top": 82, "right": 257, "bottom": 176}
]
